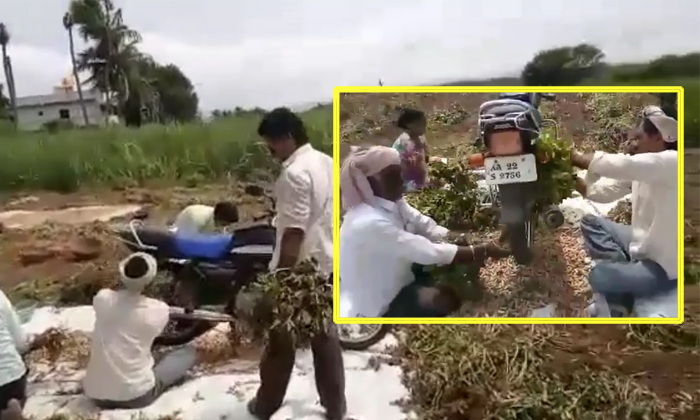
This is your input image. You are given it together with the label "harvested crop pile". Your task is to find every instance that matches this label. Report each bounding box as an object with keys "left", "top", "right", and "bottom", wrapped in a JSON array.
[
  {"left": 189, "top": 321, "right": 260, "bottom": 371},
  {"left": 456, "top": 228, "right": 590, "bottom": 317},
  {"left": 583, "top": 93, "right": 642, "bottom": 153},
  {"left": 626, "top": 294, "right": 700, "bottom": 353},
  {"left": 405, "top": 154, "right": 497, "bottom": 231},
  {"left": 609, "top": 198, "right": 633, "bottom": 225},
  {"left": 392, "top": 321, "right": 699, "bottom": 420},
  {"left": 250, "top": 259, "right": 333, "bottom": 348},
  {"left": 26, "top": 327, "right": 91, "bottom": 370}
]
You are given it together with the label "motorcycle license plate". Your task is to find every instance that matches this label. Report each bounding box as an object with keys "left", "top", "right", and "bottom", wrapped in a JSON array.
[{"left": 484, "top": 154, "right": 538, "bottom": 185}]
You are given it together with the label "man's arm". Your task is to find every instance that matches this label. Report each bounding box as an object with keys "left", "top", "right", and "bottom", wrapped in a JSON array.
[
  {"left": 398, "top": 199, "right": 449, "bottom": 242},
  {"left": 275, "top": 170, "right": 312, "bottom": 268},
  {"left": 577, "top": 175, "right": 633, "bottom": 203},
  {"left": 363, "top": 218, "right": 506, "bottom": 266},
  {"left": 0, "top": 291, "right": 29, "bottom": 354},
  {"left": 573, "top": 151, "right": 675, "bottom": 184}
]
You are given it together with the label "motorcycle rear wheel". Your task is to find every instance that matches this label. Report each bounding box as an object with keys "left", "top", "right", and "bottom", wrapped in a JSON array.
[{"left": 504, "top": 220, "right": 535, "bottom": 265}]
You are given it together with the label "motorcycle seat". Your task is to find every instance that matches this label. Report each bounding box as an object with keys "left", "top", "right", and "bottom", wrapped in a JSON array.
[
  {"left": 498, "top": 92, "right": 532, "bottom": 104},
  {"left": 231, "top": 225, "right": 276, "bottom": 246},
  {"left": 173, "top": 233, "right": 234, "bottom": 259}
]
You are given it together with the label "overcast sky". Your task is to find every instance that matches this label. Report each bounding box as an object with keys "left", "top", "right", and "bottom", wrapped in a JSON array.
[{"left": 3, "top": 0, "right": 699, "bottom": 112}]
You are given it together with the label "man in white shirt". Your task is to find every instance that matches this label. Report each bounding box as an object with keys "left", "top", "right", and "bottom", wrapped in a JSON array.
[
  {"left": 338, "top": 146, "right": 510, "bottom": 318},
  {"left": 573, "top": 106, "right": 678, "bottom": 317},
  {"left": 171, "top": 202, "right": 239, "bottom": 235},
  {"left": 83, "top": 253, "right": 196, "bottom": 409},
  {"left": 0, "top": 291, "right": 50, "bottom": 414},
  {"left": 246, "top": 108, "right": 346, "bottom": 420}
]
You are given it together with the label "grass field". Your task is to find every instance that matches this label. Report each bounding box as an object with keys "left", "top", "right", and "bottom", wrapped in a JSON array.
[{"left": 0, "top": 108, "right": 333, "bottom": 193}]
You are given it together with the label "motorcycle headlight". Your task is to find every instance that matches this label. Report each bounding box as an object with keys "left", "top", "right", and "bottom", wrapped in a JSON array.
[{"left": 488, "top": 130, "right": 523, "bottom": 156}]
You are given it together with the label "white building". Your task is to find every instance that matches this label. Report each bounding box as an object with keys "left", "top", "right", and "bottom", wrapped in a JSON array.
[{"left": 14, "top": 76, "right": 109, "bottom": 131}]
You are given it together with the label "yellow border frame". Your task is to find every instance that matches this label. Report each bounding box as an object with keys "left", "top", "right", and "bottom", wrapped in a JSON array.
[{"left": 332, "top": 86, "right": 684, "bottom": 325}]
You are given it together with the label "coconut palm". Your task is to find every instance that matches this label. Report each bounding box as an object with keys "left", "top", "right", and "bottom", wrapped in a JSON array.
[
  {"left": 69, "top": 0, "right": 142, "bottom": 111},
  {"left": 0, "top": 23, "right": 17, "bottom": 127},
  {"left": 63, "top": 12, "right": 90, "bottom": 126}
]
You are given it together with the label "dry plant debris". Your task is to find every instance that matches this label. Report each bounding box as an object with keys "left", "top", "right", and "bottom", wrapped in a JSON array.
[
  {"left": 26, "top": 327, "right": 91, "bottom": 370},
  {"left": 250, "top": 259, "right": 333, "bottom": 348},
  {"left": 391, "top": 323, "right": 698, "bottom": 420},
  {"left": 609, "top": 198, "right": 633, "bottom": 225}
]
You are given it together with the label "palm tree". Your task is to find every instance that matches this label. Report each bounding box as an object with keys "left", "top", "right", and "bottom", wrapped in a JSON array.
[
  {"left": 69, "top": 0, "right": 142, "bottom": 112},
  {"left": 0, "top": 23, "right": 17, "bottom": 127},
  {"left": 63, "top": 12, "right": 90, "bottom": 126}
]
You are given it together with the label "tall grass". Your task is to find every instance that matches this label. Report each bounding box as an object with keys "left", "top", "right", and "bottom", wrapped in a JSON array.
[{"left": 0, "top": 107, "right": 333, "bottom": 193}]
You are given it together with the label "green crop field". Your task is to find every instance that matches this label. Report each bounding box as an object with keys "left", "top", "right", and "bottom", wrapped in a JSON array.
[{"left": 0, "top": 107, "right": 333, "bottom": 193}]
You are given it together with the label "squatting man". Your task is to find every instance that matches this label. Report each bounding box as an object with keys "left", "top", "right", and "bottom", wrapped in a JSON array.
[{"left": 338, "top": 145, "right": 511, "bottom": 318}]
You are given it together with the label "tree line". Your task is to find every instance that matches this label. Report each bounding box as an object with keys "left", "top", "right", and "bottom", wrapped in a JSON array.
[
  {"left": 520, "top": 43, "right": 698, "bottom": 140},
  {"left": 0, "top": 0, "right": 199, "bottom": 129}
]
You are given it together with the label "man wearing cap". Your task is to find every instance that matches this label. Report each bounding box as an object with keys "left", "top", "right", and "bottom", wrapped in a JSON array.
[
  {"left": 572, "top": 106, "right": 678, "bottom": 317},
  {"left": 83, "top": 253, "right": 197, "bottom": 409}
]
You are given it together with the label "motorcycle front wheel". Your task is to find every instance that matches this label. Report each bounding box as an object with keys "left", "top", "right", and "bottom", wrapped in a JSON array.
[{"left": 338, "top": 324, "right": 392, "bottom": 351}]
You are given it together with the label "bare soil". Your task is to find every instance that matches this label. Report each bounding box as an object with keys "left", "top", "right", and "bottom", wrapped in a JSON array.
[{"left": 0, "top": 182, "right": 270, "bottom": 296}]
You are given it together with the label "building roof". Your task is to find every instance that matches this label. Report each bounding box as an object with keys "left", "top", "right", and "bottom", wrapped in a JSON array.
[{"left": 16, "top": 90, "right": 102, "bottom": 108}]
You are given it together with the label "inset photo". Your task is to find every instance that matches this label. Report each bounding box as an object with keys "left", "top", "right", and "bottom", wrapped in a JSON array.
[{"left": 333, "top": 88, "right": 683, "bottom": 324}]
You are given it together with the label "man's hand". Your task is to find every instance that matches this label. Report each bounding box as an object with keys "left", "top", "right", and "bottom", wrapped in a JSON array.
[
  {"left": 445, "top": 231, "right": 470, "bottom": 246},
  {"left": 483, "top": 241, "right": 511, "bottom": 260},
  {"left": 571, "top": 150, "right": 592, "bottom": 170}
]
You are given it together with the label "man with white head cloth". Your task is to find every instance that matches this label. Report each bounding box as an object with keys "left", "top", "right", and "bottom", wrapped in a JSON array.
[
  {"left": 83, "top": 253, "right": 196, "bottom": 409},
  {"left": 338, "top": 145, "right": 510, "bottom": 318},
  {"left": 573, "top": 106, "right": 679, "bottom": 317}
]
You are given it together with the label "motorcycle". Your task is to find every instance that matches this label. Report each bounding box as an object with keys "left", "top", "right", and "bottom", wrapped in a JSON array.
[
  {"left": 475, "top": 93, "right": 566, "bottom": 265},
  {"left": 115, "top": 218, "right": 277, "bottom": 346},
  {"left": 115, "top": 196, "right": 381, "bottom": 350}
]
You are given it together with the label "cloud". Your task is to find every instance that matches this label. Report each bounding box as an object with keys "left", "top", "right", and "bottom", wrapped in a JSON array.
[{"left": 4, "top": 0, "right": 699, "bottom": 112}]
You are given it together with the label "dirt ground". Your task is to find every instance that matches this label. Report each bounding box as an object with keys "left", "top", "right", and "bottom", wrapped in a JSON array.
[
  {"left": 340, "top": 92, "right": 700, "bottom": 417},
  {"left": 0, "top": 181, "right": 271, "bottom": 295}
]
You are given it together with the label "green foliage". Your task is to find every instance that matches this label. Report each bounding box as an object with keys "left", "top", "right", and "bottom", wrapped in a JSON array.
[
  {"left": 406, "top": 131, "right": 575, "bottom": 230},
  {"left": 611, "top": 53, "right": 700, "bottom": 82},
  {"left": 521, "top": 43, "right": 605, "bottom": 86},
  {"left": 534, "top": 130, "right": 576, "bottom": 211},
  {"left": 404, "top": 157, "right": 498, "bottom": 231},
  {"left": 0, "top": 106, "right": 332, "bottom": 192},
  {"left": 250, "top": 259, "right": 333, "bottom": 349}
]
